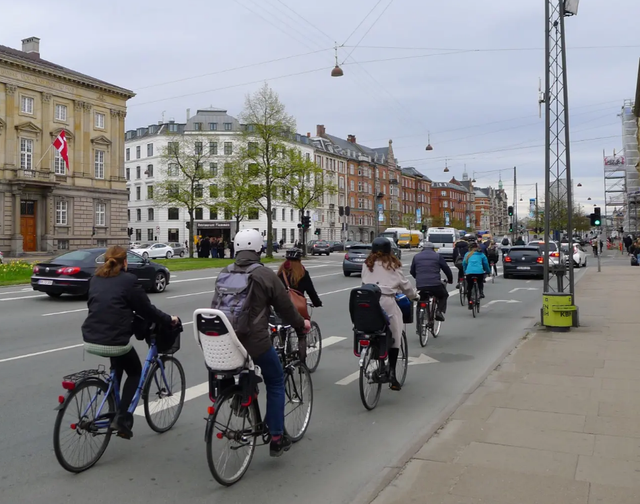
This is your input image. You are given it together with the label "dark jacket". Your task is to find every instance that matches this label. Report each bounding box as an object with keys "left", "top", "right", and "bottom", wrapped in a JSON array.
[
  {"left": 452, "top": 241, "right": 469, "bottom": 263},
  {"left": 410, "top": 249, "right": 453, "bottom": 289},
  {"left": 213, "top": 251, "right": 305, "bottom": 359},
  {"left": 82, "top": 271, "right": 171, "bottom": 347},
  {"left": 278, "top": 269, "right": 322, "bottom": 307}
]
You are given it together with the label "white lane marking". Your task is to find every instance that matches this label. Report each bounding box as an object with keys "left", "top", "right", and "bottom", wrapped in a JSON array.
[
  {"left": 0, "top": 288, "right": 34, "bottom": 295},
  {"left": 0, "top": 294, "right": 46, "bottom": 301},
  {"left": 508, "top": 287, "right": 539, "bottom": 293},
  {"left": 335, "top": 353, "right": 439, "bottom": 385},
  {"left": 170, "top": 276, "right": 218, "bottom": 284},
  {"left": 526, "top": 280, "right": 532, "bottom": 283},
  {"left": 42, "top": 308, "right": 88, "bottom": 317},
  {"left": 313, "top": 272, "right": 343, "bottom": 279},
  {"left": 0, "top": 343, "right": 83, "bottom": 363},
  {"left": 318, "top": 287, "right": 353, "bottom": 297},
  {"left": 166, "top": 290, "right": 214, "bottom": 299},
  {"left": 484, "top": 299, "right": 522, "bottom": 307},
  {"left": 134, "top": 335, "right": 347, "bottom": 416}
]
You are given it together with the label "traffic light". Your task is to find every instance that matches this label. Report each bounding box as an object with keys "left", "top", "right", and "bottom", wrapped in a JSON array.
[
  {"left": 591, "top": 207, "right": 602, "bottom": 227},
  {"left": 314, "top": 228, "right": 321, "bottom": 236},
  {"left": 509, "top": 222, "right": 514, "bottom": 233},
  {"left": 127, "top": 227, "right": 133, "bottom": 237},
  {"left": 344, "top": 206, "right": 351, "bottom": 217},
  {"left": 421, "top": 225, "right": 427, "bottom": 233},
  {"left": 301, "top": 215, "right": 311, "bottom": 229},
  {"left": 508, "top": 206, "right": 514, "bottom": 217}
]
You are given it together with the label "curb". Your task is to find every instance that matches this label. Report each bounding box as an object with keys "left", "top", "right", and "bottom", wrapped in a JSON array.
[{"left": 351, "top": 268, "right": 591, "bottom": 504}]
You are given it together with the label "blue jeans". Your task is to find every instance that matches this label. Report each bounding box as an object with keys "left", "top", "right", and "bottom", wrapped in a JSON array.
[{"left": 253, "top": 346, "right": 284, "bottom": 436}]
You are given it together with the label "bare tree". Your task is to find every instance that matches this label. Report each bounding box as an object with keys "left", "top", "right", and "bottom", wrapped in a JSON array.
[
  {"left": 153, "top": 134, "right": 215, "bottom": 258},
  {"left": 215, "top": 160, "right": 262, "bottom": 239},
  {"left": 237, "top": 83, "right": 298, "bottom": 258}
]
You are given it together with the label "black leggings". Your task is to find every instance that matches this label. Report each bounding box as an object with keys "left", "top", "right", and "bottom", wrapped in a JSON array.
[
  {"left": 466, "top": 274, "right": 485, "bottom": 302},
  {"left": 110, "top": 347, "right": 142, "bottom": 415}
]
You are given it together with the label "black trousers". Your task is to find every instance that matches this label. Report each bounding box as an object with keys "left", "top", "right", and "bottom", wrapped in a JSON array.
[
  {"left": 110, "top": 347, "right": 142, "bottom": 415},
  {"left": 466, "top": 274, "right": 485, "bottom": 301},
  {"left": 419, "top": 285, "right": 449, "bottom": 314}
]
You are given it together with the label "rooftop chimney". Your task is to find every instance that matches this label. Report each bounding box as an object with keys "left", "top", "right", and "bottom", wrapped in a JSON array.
[
  {"left": 316, "top": 124, "right": 326, "bottom": 137},
  {"left": 306, "top": 132, "right": 311, "bottom": 138},
  {"left": 21, "top": 37, "right": 40, "bottom": 56},
  {"left": 347, "top": 134, "right": 356, "bottom": 144},
  {"left": 186, "top": 108, "right": 190, "bottom": 121}
]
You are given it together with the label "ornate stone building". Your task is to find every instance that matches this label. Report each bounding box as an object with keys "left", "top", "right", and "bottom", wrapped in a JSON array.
[{"left": 0, "top": 37, "right": 134, "bottom": 255}]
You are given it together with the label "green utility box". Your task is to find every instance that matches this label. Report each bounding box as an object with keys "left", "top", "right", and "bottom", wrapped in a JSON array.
[{"left": 542, "top": 293, "right": 576, "bottom": 331}]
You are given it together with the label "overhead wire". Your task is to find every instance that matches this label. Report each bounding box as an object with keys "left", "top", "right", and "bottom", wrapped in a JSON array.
[
  {"left": 275, "top": 0, "right": 335, "bottom": 41},
  {"left": 341, "top": 0, "right": 396, "bottom": 65},
  {"left": 341, "top": 0, "right": 386, "bottom": 47},
  {"left": 342, "top": 44, "right": 640, "bottom": 52}
]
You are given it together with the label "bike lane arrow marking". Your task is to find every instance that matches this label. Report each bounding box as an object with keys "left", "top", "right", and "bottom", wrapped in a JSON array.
[
  {"left": 484, "top": 299, "right": 522, "bottom": 308},
  {"left": 508, "top": 287, "right": 539, "bottom": 293},
  {"left": 335, "top": 353, "right": 439, "bottom": 386}
]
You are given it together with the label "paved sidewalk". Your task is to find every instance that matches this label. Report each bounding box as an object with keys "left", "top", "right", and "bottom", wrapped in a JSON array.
[{"left": 369, "top": 258, "right": 639, "bottom": 504}]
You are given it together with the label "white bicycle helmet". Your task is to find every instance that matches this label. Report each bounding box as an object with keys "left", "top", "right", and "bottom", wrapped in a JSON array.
[{"left": 234, "top": 229, "right": 263, "bottom": 253}]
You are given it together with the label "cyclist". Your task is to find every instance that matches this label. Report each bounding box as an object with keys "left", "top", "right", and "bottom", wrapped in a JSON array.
[
  {"left": 362, "top": 237, "right": 418, "bottom": 391},
  {"left": 211, "top": 229, "right": 310, "bottom": 457},
  {"left": 452, "top": 237, "right": 470, "bottom": 285},
  {"left": 486, "top": 240, "right": 500, "bottom": 277},
  {"left": 410, "top": 242, "right": 453, "bottom": 325},
  {"left": 277, "top": 248, "right": 322, "bottom": 308},
  {"left": 462, "top": 242, "right": 491, "bottom": 309},
  {"left": 81, "top": 245, "right": 179, "bottom": 439}
]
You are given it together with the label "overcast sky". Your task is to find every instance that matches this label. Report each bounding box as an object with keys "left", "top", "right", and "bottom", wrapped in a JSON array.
[{"left": 3, "top": 0, "right": 639, "bottom": 217}]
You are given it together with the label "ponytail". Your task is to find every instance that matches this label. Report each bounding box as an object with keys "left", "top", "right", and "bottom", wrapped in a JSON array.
[{"left": 95, "top": 245, "right": 127, "bottom": 278}]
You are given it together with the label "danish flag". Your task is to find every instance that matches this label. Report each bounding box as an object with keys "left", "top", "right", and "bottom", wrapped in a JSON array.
[{"left": 53, "top": 131, "right": 69, "bottom": 171}]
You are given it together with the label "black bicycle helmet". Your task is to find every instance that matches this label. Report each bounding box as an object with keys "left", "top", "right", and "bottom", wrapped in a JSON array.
[
  {"left": 371, "top": 237, "right": 392, "bottom": 254},
  {"left": 285, "top": 247, "right": 303, "bottom": 260}
]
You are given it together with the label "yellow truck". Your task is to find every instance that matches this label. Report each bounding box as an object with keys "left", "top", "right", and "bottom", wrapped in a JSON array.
[{"left": 397, "top": 231, "right": 423, "bottom": 248}]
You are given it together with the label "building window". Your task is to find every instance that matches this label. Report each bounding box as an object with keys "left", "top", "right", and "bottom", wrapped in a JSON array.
[
  {"left": 209, "top": 162, "right": 218, "bottom": 176},
  {"left": 167, "top": 163, "right": 179, "bottom": 177},
  {"left": 54, "top": 150, "right": 66, "bottom": 175},
  {"left": 136, "top": 186, "right": 141, "bottom": 200},
  {"left": 147, "top": 144, "right": 153, "bottom": 156},
  {"left": 210, "top": 207, "right": 218, "bottom": 220},
  {"left": 134, "top": 166, "right": 140, "bottom": 179},
  {"left": 148, "top": 208, "right": 154, "bottom": 221},
  {"left": 290, "top": 229, "right": 295, "bottom": 243},
  {"left": 194, "top": 184, "right": 203, "bottom": 198},
  {"left": 95, "top": 202, "right": 106, "bottom": 226},
  {"left": 168, "top": 184, "right": 179, "bottom": 198},
  {"left": 194, "top": 142, "right": 203, "bottom": 155},
  {"left": 223, "top": 163, "right": 232, "bottom": 176},
  {"left": 58, "top": 239, "right": 69, "bottom": 250},
  {"left": 147, "top": 229, "right": 154, "bottom": 241},
  {"left": 272, "top": 208, "right": 277, "bottom": 221},
  {"left": 248, "top": 142, "right": 258, "bottom": 156},
  {"left": 94, "top": 150, "right": 105, "bottom": 179},
  {"left": 168, "top": 208, "right": 179, "bottom": 220},
  {"left": 195, "top": 208, "right": 203, "bottom": 220},
  {"left": 209, "top": 122, "right": 218, "bottom": 131},
  {"left": 55, "top": 104, "right": 67, "bottom": 121},
  {"left": 208, "top": 142, "right": 218, "bottom": 155},
  {"left": 126, "top": 148, "right": 130, "bottom": 161},
  {"left": 224, "top": 142, "right": 233, "bottom": 155},
  {"left": 168, "top": 228, "right": 179, "bottom": 241},
  {"left": 168, "top": 142, "right": 179, "bottom": 155},
  {"left": 135, "top": 146, "right": 141, "bottom": 159},
  {"left": 290, "top": 209, "right": 294, "bottom": 221},
  {"left": 209, "top": 184, "right": 218, "bottom": 198},
  {"left": 282, "top": 208, "right": 286, "bottom": 221},
  {"left": 128, "top": 209, "right": 131, "bottom": 221},
  {"left": 224, "top": 122, "right": 232, "bottom": 131},
  {"left": 21, "top": 96, "right": 34, "bottom": 114},
  {"left": 146, "top": 164, "right": 153, "bottom": 177},
  {"left": 350, "top": 180, "right": 355, "bottom": 191},
  {"left": 147, "top": 185, "right": 154, "bottom": 199},
  {"left": 134, "top": 229, "right": 141, "bottom": 241},
  {"left": 136, "top": 209, "right": 142, "bottom": 221},
  {"left": 273, "top": 229, "right": 277, "bottom": 241},
  {"left": 194, "top": 122, "right": 202, "bottom": 131},
  {"left": 20, "top": 138, "right": 34, "bottom": 170},
  {"left": 55, "top": 200, "right": 68, "bottom": 225},
  {"left": 95, "top": 112, "right": 105, "bottom": 129}
]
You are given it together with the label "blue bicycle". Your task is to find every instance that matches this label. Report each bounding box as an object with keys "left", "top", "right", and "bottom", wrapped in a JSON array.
[{"left": 53, "top": 323, "right": 186, "bottom": 473}]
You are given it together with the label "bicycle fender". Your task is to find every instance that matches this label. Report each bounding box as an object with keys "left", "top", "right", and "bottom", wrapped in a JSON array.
[{"left": 204, "top": 413, "right": 215, "bottom": 443}]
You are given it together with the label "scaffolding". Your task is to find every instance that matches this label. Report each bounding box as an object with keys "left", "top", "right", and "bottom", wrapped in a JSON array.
[
  {"left": 622, "top": 100, "right": 639, "bottom": 233},
  {"left": 603, "top": 150, "right": 626, "bottom": 234}
]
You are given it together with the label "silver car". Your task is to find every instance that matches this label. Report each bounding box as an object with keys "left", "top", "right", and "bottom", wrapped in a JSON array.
[
  {"left": 528, "top": 241, "right": 564, "bottom": 267},
  {"left": 169, "top": 242, "right": 187, "bottom": 258}
]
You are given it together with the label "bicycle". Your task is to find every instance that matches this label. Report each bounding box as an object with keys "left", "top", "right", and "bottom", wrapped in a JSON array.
[
  {"left": 270, "top": 303, "right": 322, "bottom": 373},
  {"left": 53, "top": 321, "right": 186, "bottom": 473},
  {"left": 458, "top": 275, "right": 466, "bottom": 306},
  {"left": 469, "top": 277, "right": 481, "bottom": 318},
  {"left": 196, "top": 308, "right": 312, "bottom": 486},
  {"left": 416, "top": 281, "right": 447, "bottom": 347}
]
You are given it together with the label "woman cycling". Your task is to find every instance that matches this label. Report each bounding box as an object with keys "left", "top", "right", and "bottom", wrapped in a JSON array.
[
  {"left": 362, "top": 238, "right": 418, "bottom": 391},
  {"left": 277, "top": 248, "right": 323, "bottom": 308},
  {"left": 462, "top": 241, "right": 491, "bottom": 308},
  {"left": 486, "top": 240, "right": 500, "bottom": 277},
  {"left": 81, "top": 246, "right": 178, "bottom": 439}
]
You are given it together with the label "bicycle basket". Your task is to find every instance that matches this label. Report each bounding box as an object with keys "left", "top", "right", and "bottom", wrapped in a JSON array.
[
  {"left": 395, "top": 293, "right": 414, "bottom": 324},
  {"left": 154, "top": 318, "right": 183, "bottom": 354}
]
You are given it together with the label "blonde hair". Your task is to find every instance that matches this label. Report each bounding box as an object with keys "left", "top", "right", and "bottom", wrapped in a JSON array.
[
  {"left": 278, "top": 259, "right": 305, "bottom": 286},
  {"left": 95, "top": 246, "right": 126, "bottom": 278}
]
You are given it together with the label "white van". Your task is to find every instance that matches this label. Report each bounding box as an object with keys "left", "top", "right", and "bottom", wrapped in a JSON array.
[{"left": 426, "top": 227, "right": 458, "bottom": 261}]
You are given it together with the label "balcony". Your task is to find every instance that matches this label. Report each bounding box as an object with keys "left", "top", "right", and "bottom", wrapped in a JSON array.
[{"left": 14, "top": 168, "right": 57, "bottom": 185}]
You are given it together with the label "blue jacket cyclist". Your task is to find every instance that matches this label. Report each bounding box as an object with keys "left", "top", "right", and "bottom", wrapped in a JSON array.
[{"left": 462, "top": 242, "right": 491, "bottom": 308}]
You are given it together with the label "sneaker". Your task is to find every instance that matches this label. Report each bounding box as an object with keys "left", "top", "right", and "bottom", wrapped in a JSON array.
[
  {"left": 270, "top": 435, "right": 293, "bottom": 457},
  {"left": 480, "top": 293, "right": 485, "bottom": 299},
  {"left": 435, "top": 311, "right": 445, "bottom": 322},
  {"left": 110, "top": 413, "right": 133, "bottom": 440}
]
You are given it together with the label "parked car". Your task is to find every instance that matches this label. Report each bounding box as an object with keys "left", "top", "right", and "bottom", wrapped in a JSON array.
[
  {"left": 343, "top": 244, "right": 371, "bottom": 276},
  {"left": 310, "top": 240, "right": 331, "bottom": 256},
  {"left": 31, "top": 248, "right": 171, "bottom": 297},
  {"left": 329, "top": 241, "right": 345, "bottom": 252},
  {"left": 343, "top": 241, "right": 359, "bottom": 250},
  {"left": 261, "top": 241, "right": 280, "bottom": 253},
  {"left": 503, "top": 246, "right": 544, "bottom": 279},
  {"left": 168, "top": 242, "right": 186, "bottom": 258},
  {"left": 560, "top": 242, "right": 588, "bottom": 268},
  {"left": 130, "top": 243, "right": 175, "bottom": 259}
]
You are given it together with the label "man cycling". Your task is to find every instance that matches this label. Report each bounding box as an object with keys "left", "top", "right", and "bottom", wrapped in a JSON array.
[
  {"left": 452, "top": 238, "right": 470, "bottom": 285},
  {"left": 486, "top": 240, "right": 500, "bottom": 277},
  {"left": 211, "top": 229, "right": 310, "bottom": 457},
  {"left": 410, "top": 242, "right": 453, "bottom": 325}
]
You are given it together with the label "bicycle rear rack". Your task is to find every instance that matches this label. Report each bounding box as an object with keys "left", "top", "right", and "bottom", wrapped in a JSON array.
[{"left": 63, "top": 365, "right": 108, "bottom": 383}]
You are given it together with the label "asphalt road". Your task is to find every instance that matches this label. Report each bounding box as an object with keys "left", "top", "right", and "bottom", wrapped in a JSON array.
[{"left": 0, "top": 250, "right": 591, "bottom": 504}]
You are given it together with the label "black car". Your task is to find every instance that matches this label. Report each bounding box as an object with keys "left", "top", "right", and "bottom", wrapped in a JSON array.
[
  {"left": 310, "top": 240, "right": 331, "bottom": 256},
  {"left": 329, "top": 241, "right": 345, "bottom": 252},
  {"left": 503, "top": 246, "right": 544, "bottom": 279},
  {"left": 31, "top": 248, "right": 171, "bottom": 297}
]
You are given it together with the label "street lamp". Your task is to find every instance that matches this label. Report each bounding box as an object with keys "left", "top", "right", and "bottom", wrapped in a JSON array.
[
  {"left": 330, "top": 44, "right": 343, "bottom": 77},
  {"left": 425, "top": 131, "right": 433, "bottom": 151},
  {"left": 565, "top": 0, "right": 580, "bottom": 16}
]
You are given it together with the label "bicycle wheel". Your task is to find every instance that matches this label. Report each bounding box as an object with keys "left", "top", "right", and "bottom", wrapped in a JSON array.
[
  {"left": 397, "top": 331, "right": 409, "bottom": 387},
  {"left": 418, "top": 306, "right": 429, "bottom": 347},
  {"left": 359, "top": 346, "right": 382, "bottom": 410},
  {"left": 206, "top": 392, "right": 259, "bottom": 486},
  {"left": 491, "top": 267, "right": 495, "bottom": 284},
  {"left": 431, "top": 301, "right": 442, "bottom": 338},
  {"left": 305, "top": 321, "right": 322, "bottom": 373},
  {"left": 284, "top": 364, "right": 313, "bottom": 441},
  {"left": 472, "top": 285, "right": 479, "bottom": 317},
  {"left": 143, "top": 355, "right": 186, "bottom": 433},
  {"left": 53, "top": 379, "right": 115, "bottom": 473},
  {"left": 459, "top": 281, "right": 465, "bottom": 306}
]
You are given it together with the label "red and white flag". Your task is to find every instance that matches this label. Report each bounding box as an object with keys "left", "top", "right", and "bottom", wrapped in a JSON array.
[{"left": 53, "top": 131, "right": 69, "bottom": 171}]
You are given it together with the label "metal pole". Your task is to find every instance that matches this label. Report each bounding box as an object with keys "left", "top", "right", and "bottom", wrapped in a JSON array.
[
  {"left": 543, "top": 0, "right": 552, "bottom": 294},
  {"left": 535, "top": 182, "right": 539, "bottom": 234},
  {"left": 513, "top": 166, "right": 517, "bottom": 241}
]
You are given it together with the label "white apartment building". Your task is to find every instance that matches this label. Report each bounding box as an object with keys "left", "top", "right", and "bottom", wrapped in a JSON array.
[{"left": 125, "top": 108, "right": 315, "bottom": 247}]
